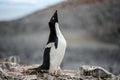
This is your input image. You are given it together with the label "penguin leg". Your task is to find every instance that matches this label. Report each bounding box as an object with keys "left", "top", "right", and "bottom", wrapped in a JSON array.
[
  {"left": 49, "top": 66, "right": 57, "bottom": 76},
  {"left": 57, "top": 66, "right": 64, "bottom": 75},
  {"left": 49, "top": 67, "right": 63, "bottom": 76}
]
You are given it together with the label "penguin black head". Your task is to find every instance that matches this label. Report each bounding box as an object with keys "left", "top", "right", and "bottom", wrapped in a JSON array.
[
  {"left": 49, "top": 10, "right": 58, "bottom": 31},
  {"left": 50, "top": 10, "right": 58, "bottom": 23}
]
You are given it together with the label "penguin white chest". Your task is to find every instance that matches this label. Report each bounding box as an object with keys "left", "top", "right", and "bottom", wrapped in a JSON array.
[
  {"left": 57, "top": 36, "right": 66, "bottom": 55},
  {"left": 57, "top": 35, "right": 66, "bottom": 66},
  {"left": 49, "top": 32, "right": 66, "bottom": 73}
]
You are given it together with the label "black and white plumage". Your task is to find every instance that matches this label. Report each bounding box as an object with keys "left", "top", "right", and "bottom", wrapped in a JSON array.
[{"left": 35, "top": 10, "right": 67, "bottom": 75}]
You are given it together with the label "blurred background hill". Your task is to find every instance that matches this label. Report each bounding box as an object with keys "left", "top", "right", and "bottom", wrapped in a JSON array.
[{"left": 0, "top": 0, "right": 120, "bottom": 75}]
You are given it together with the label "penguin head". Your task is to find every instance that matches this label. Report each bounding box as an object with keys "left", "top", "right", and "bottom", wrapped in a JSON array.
[{"left": 49, "top": 10, "right": 58, "bottom": 31}]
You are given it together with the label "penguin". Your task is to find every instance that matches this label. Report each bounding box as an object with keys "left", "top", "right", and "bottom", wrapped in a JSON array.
[{"left": 33, "top": 10, "right": 67, "bottom": 75}]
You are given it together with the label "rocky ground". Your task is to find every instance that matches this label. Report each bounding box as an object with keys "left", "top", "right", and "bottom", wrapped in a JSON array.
[{"left": 0, "top": 56, "right": 120, "bottom": 80}]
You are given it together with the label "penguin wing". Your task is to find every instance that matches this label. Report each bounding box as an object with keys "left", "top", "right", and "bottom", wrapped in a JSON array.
[
  {"left": 45, "top": 42, "right": 57, "bottom": 65},
  {"left": 46, "top": 43, "right": 55, "bottom": 48}
]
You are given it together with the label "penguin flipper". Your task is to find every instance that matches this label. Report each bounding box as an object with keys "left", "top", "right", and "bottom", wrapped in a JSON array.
[
  {"left": 46, "top": 42, "right": 55, "bottom": 48},
  {"left": 46, "top": 39, "right": 58, "bottom": 49}
]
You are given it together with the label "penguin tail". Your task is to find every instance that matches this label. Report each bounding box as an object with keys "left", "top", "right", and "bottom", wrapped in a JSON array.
[
  {"left": 27, "top": 67, "right": 41, "bottom": 75},
  {"left": 27, "top": 67, "right": 49, "bottom": 75}
]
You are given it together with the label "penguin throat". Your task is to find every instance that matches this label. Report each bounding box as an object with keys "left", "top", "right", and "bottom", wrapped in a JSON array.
[{"left": 55, "top": 23, "right": 63, "bottom": 36}]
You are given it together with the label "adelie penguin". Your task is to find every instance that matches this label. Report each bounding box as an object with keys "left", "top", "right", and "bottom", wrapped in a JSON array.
[{"left": 31, "top": 10, "right": 67, "bottom": 75}]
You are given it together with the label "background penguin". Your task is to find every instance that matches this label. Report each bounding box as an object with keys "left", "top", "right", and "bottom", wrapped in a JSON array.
[{"left": 33, "top": 10, "right": 67, "bottom": 75}]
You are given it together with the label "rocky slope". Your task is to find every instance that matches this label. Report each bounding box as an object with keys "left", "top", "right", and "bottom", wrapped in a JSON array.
[{"left": 0, "top": 0, "right": 120, "bottom": 75}]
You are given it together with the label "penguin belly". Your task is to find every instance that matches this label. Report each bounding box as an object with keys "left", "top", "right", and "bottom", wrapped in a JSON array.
[
  {"left": 49, "top": 37, "right": 66, "bottom": 74},
  {"left": 57, "top": 37, "right": 66, "bottom": 69}
]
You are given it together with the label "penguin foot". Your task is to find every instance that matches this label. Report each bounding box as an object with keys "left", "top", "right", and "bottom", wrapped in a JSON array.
[
  {"left": 57, "top": 69, "right": 64, "bottom": 75},
  {"left": 50, "top": 70, "right": 63, "bottom": 77},
  {"left": 50, "top": 72, "right": 59, "bottom": 77}
]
